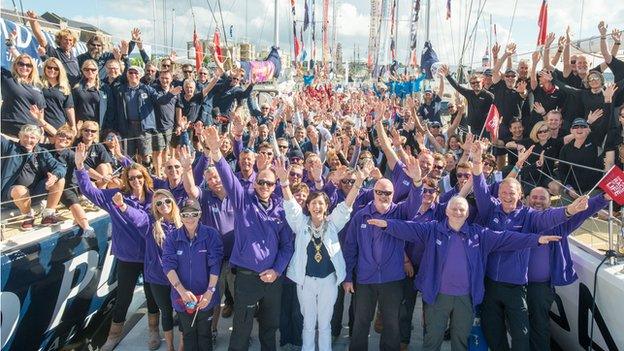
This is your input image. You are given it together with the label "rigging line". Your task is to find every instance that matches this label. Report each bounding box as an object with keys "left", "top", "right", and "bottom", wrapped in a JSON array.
[
  {"left": 506, "top": 0, "right": 518, "bottom": 44},
  {"left": 188, "top": 0, "right": 197, "bottom": 29},
  {"left": 204, "top": 0, "right": 221, "bottom": 34},
  {"left": 216, "top": 0, "right": 229, "bottom": 47},
  {"left": 449, "top": 14, "right": 457, "bottom": 64},
  {"left": 463, "top": 0, "right": 488, "bottom": 67},
  {"left": 458, "top": 0, "right": 474, "bottom": 67}
]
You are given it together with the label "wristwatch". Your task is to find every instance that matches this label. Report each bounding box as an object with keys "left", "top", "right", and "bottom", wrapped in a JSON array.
[{"left": 206, "top": 286, "right": 216, "bottom": 293}]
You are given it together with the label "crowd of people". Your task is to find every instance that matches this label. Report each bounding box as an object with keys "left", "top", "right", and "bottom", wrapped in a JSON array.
[{"left": 2, "top": 10, "right": 624, "bottom": 351}]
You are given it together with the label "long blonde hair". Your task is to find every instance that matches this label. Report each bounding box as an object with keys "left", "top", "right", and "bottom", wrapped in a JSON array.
[
  {"left": 151, "top": 189, "right": 182, "bottom": 247},
  {"left": 79, "top": 59, "right": 100, "bottom": 89},
  {"left": 42, "top": 57, "right": 71, "bottom": 95},
  {"left": 11, "top": 54, "right": 41, "bottom": 86}
]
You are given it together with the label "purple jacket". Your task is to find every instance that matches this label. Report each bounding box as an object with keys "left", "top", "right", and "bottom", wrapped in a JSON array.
[
  {"left": 383, "top": 219, "right": 543, "bottom": 310},
  {"left": 76, "top": 169, "right": 150, "bottom": 262},
  {"left": 214, "top": 157, "right": 294, "bottom": 274},
  {"left": 343, "top": 184, "right": 422, "bottom": 284},
  {"left": 198, "top": 189, "right": 236, "bottom": 259},
  {"left": 530, "top": 194, "right": 608, "bottom": 286},
  {"left": 161, "top": 224, "right": 224, "bottom": 312},
  {"left": 473, "top": 173, "right": 568, "bottom": 284}
]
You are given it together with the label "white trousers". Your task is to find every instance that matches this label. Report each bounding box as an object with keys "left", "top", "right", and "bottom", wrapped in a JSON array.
[{"left": 297, "top": 274, "right": 338, "bottom": 351}]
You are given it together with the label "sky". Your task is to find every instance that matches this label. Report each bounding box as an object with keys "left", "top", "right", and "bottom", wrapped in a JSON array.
[{"left": 18, "top": 0, "right": 624, "bottom": 67}]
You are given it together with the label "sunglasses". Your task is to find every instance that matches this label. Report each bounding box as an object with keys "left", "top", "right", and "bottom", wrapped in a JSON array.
[
  {"left": 433, "top": 165, "right": 444, "bottom": 170},
  {"left": 45, "top": 66, "right": 60, "bottom": 71},
  {"left": 183, "top": 70, "right": 193, "bottom": 74},
  {"left": 17, "top": 61, "right": 33, "bottom": 68},
  {"left": 261, "top": 107, "right": 270, "bottom": 110},
  {"left": 571, "top": 125, "right": 588, "bottom": 129},
  {"left": 588, "top": 76, "right": 601, "bottom": 82},
  {"left": 56, "top": 133, "right": 71, "bottom": 140},
  {"left": 83, "top": 67, "right": 97, "bottom": 72},
  {"left": 289, "top": 171, "right": 303, "bottom": 178},
  {"left": 155, "top": 198, "right": 173, "bottom": 207},
  {"left": 181, "top": 211, "right": 201, "bottom": 218},
  {"left": 259, "top": 151, "right": 273, "bottom": 156},
  {"left": 256, "top": 179, "right": 276, "bottom": 187},
  {"left": 128, "top": 174, "right": 144, "bottom": 181},
  {"left": 166, "top": 164, "right": 181, "bottom": 170},
  {"left": 456, "top": 172, "right": 471, "bottom": 179},
  {"left": 341, "top": 179, "right": 356, "bottom": 185},
  {"left": 161, "top": 64, "right": 171, "bottom": 67},
  {"left": 423, "top": 188, "right": 438, "bottom": 194},
  {"left": 374, "top": 189, "right": 393, "bottom": 197},
  {"left": 278, "top": 144, "right": 289, "bottom": 149},
  {"left": 538, "top": 129, "right": 549, "bottom": 134},
  {"left": 505, "top": 75, "right": 516, "bottom": 78},
  {"left": 82, "top": 128, "right": 98, "bottom": 134}
]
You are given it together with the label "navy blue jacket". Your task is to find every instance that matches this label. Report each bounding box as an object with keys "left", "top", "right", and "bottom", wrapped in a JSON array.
[
  {"left": 1, "top": 137, "right": 66, "bottom": 198},
  {"left": 113, "top": 83, "right": 160, "bottom": 135}
]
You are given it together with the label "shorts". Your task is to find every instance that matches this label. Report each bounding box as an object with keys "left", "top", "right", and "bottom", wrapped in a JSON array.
[
  {"left": 125, "top": 131, "right": 152, "bottom": 157},
  {"left": 60, "top": 187, "right": 81, "bottom": 207},
  {"left": 2, "top": 178, "right": 47, "bottom": 206},
  {"left": 152, "top": 130, "right": 173, "bottom": 152}
]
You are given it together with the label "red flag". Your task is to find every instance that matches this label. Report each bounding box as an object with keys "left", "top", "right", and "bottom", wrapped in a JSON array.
[
  {"left": 485, "top": 104, "right": 500, "bottom": 139},
  {"left": 598, "top": 166, "right": 624, "bottom": 205},
  {"left": 537, "top": 0, "right": 548, "bottom": 46},
  {"left": 193, "top": 29, "right": 204, "bottom": 72},
  {"left": 213, "top": 30, "right": 223, "bottom": 62}
]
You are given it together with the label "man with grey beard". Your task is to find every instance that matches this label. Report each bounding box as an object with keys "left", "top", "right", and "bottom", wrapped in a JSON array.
[{"left": 78, "top": 35, "right": 128, "bottom": 81}]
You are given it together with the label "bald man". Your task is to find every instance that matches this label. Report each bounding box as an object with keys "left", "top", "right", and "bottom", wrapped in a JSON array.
[
  {"left": 525, "top": 187, "right": 608, "bottom": 351},
  {"left": 343, "top": 157, "right": 424, "bottom": 351}
]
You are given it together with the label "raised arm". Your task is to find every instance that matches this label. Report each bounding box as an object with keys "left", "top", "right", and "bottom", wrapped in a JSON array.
[
  {"left": 599, "top": 21, "right": 613, "bottom": 64},
  {"left": 179, "top": 145, "right": 201, "bottom": 199},
  {"left": 563, "top": 26, "right": 572, "bottom": 78},
  {"left": 445, "top": 72, "right": 471, "bottom": 97},
  {"left": 470, "top": 142, "right": 497, "bottom": 219},
  {"left": 25, "top": 11, "right": 48, "bottom": 48},
  {"left": 74, "top": 143, "right": 112, "bottom": 209},
  {"left": 530, "top": 50, "right": 541, "bottom": 91},
  {"left": 202, "top": 67, "right": 222, "bottom": 97},
  {"left": 204, "top": 126, "right": 245, "bottom": 208},
  {"left": 493, "top": 43, "right": 516, "bottom": 84},
  {"left": 367, "top": 218, "right": 428, "bottom": 245}
]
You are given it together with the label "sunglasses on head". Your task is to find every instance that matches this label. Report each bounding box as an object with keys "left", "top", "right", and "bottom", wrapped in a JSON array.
[
  {"left": 45, "top": 66, "right": 60, "bottom": 71},
  {"left": 181, "top": 211, "right": 201, "bottom": 218},
  {"left": 256, "top": 179, "right": 276, "bottom": 187},
  {"left": 423, "top": 188, "right": 438, "bottom": 194},
  {"left": 17, "top": 61, "right": 33, "bottom": 68},
  {"left": 456, "top": 172, "right": 471, "bottom": 179},
  {"left": 128, "top": 174, "right": 144, "bottom": 181},
  {"left": 341, "top": 179, "right": 356, "bottom": 185},
  {"left": 374, "top": 189, "right": 393, "bottom": 197},
  {"left": 166, "top": 164, "right": 181, "bottom": 170},
  {"left": 155, "top": 198, "right": 173, "bottom": 207}
]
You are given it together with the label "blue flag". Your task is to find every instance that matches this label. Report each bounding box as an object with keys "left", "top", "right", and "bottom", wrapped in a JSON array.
[{"left": 420, "top": 41, "right": 439, "bottom": 79}]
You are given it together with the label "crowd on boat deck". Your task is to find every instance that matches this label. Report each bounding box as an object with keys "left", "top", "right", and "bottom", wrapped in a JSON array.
[{"left": 3, "top": 11, "right": 624, "bottom": 351}]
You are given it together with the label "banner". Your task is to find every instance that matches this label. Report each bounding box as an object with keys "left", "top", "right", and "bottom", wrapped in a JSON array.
[
  {"left": 322, "top": 0, "right": 330, "bottom": 63},
  {"left": 598, "top": 166, "right": 624, "bottom": 205},
  {"left": 303, "top": 0, "right": 310, "bottom": 31},
  {"left": 408, "top": 0, "right": 421, "bottom": 67},
  {"left": 239, "top": 46, "right": 282, "bottom": 83},
  {"left": 420, "top": 41, "right": 439, "bottom": 79}
]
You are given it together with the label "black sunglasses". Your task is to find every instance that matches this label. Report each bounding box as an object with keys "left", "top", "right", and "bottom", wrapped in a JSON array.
[
  {"left": 83, "top": 128, "right": 98, "bottom": 134},
  {"left": 374, "top": 189, "right": 393, "bottom": 197},
  {"left": 128, "top": 174, "right": 144, "bottom": 181},
  {"left": 341, "top": 179, "right": 356, "bottom": 185},
  {"left": 256, "top": 179, "right": 276, "bottom": 187},
  {"left": 45, "top": 66, "right": 60, "bottom": 71},
  {"left": 17, "top": 61, "right": 33, "bottom": 68},
  {"left": 423, "top": 188, "right": 438, "bottom": 194}
]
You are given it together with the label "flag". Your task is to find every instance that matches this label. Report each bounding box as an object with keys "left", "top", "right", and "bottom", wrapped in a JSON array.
[
  {"left": 193, "top": 29, "right": 204, "bottom": 71},
  {"left": 303, "top": 0, "right": 310, "bottom": 31},
  {"left": 229, "top": 25, "right": 233, "bottom": 38},
  {"left": 213, "top": 30, "right": 223, "bottom": 62},
  {"left": 537, "top": 0, "right": 548, "bottom": 46},
  {"left": 484, "top": 104, "right": 500, "bottom": 140},
  {"left": 420, "top": 41, "right": 439, "bottom": 79},
  {"left": 322, "top": 0, "right": 330, "bottom": 63},
  {"left": 291, "top": 0, "right": 301, "bottom": 59},
  {"left": 446, "top": 0, "right": 451, "bottom": 20},
  {"left": 598, "top": 166, "right": 624, "bottom": 205}
]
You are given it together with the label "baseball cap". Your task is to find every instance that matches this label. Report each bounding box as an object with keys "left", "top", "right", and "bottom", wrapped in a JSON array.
[
  {"left": 505, "top": 69, "right": 518, "bottom": 76},
  {"left": 571, "top": 118, "right": 589, "bottom": 128},
  {"left": 128, "top": 66, "right": 144, "bottom": 76},
  {"left": 483, "top": 69, "right": 493, "bottom": 77},
  {"left": 180, "top": 198, "right": 202, "bottom": 213}
]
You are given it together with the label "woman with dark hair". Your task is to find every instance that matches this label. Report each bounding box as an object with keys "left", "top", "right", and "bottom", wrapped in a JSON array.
[
  {"left": 275, "top": 158, "right": 367, "bottom": 351},
  {"left": 74, "top": 145, "right": 160, "bottom": 351}
]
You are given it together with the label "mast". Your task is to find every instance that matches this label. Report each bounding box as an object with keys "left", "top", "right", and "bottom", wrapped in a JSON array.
[
  {"left": 170, "top": 8, "right": 175, "bottom": 49},
  {"left": 163, "top": 0, "right": 167, "bottom": 50},
  {"left": 274, "top": 0, "right": 279, "bottom": 47},
  {"left": 425, "top": 0, "right": 431, "bottom": 42}
]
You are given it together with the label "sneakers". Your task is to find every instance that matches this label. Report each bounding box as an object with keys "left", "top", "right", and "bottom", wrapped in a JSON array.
[
  {"left": 20, "top": 216, "right": 35, "bottom": 231},
  {"left": 41, "top": 213, "right": 62, "bottom": 226}
]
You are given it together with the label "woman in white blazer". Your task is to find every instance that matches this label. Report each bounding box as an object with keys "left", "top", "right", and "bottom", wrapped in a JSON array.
[{"left": 275, "top": 158, "right": 368, "bottom": 351}]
